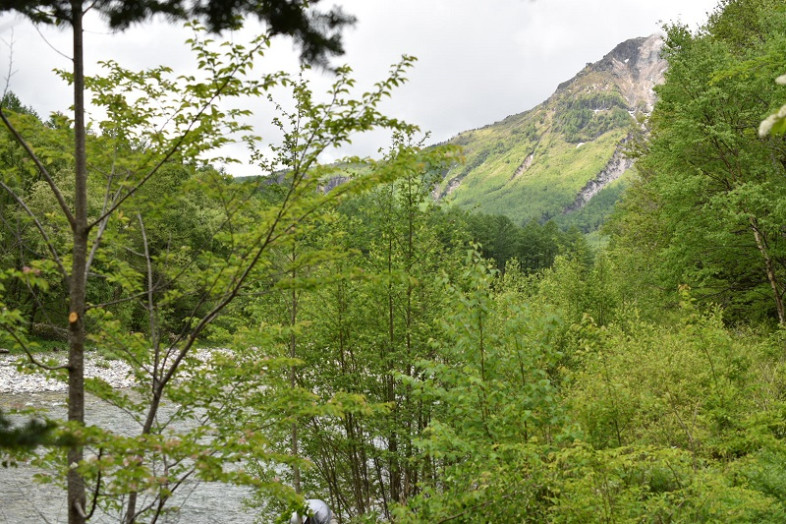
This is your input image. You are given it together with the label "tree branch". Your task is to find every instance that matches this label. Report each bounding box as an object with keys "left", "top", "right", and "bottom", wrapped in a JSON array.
[
  {"left": 88, "top": 39, "right": 269, "bottom": 230},
  {"left": 0, "top": 109, "right": 76, "bottom": 228},
  {"left": 0, "top": 180, "right": 69, "bottom": 281},
  {"left": 138, "top": 213, "right": 161, "bottom": 393},
  {"left": 85, "top": 447, "right": 103, "bottom": 520},
  {"left": 85, "top": 156, "right": 123, "bottom": 275},
  {"left": 0, "top": 324, "right": 69, "bottom": 371}
]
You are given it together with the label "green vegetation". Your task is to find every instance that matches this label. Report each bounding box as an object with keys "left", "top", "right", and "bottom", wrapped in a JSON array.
[
  {"left": 4, "top": 0, "right": 786, "bottom": 522},
  {"left": 608, "top": 0, "right": 786, "bottom": 325},
  {"left": 562, "top": 177, "right": 629, "bottom": 233},
  {"left": 436, "top": 41, "right": 643, "bottom": 230},
  {"left": 442, "top": 124, "right": 626, "bottom": 226},
  {"left": 555, "top": 92, "right": 631, "bottom": 143},
  {"left": 462, "top": 211, "right": 586, "bottom": 272}
]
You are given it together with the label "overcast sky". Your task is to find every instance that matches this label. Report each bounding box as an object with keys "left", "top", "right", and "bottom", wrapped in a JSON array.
[{"left": 0, "top": 0, "right": 719, "bottom": 175}]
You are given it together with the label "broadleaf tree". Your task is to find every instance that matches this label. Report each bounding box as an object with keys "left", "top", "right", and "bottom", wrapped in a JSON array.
[
  {"left": 607, "top": 0, "right": 786, "bottom": 324},
  {"left": 0, "top": 2, "right": 436, "bottom": 523}
]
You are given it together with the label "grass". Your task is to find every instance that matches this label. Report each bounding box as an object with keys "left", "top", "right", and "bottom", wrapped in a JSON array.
[
  {"left": 443, "top": 110, "right": 629, "bottom": 226},
  {"left": 437, "top": 52, "right": 642, "bottom": 231}
]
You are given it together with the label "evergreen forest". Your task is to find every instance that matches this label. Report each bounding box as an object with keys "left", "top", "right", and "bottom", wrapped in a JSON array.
[{"left": 3, "top": 0, "right": 786, "bottom": 522}]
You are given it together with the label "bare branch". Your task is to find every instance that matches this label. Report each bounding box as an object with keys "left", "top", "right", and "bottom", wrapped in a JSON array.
[
  {"left": 83, "top": 1, "right": 101, "bottom": 17},
  {"left": 85, "top": 158, "right": 118, "bottom": 274},
  {"left": 0, "top": 180, "right": 69, "bottom": 280},
  {"left": 1, "top": 29, "right": 16, "bottom": 99},
  {"left": 85, "top": 448, "right": 103, "bottom": 520},
  {"left": 86, "top": 289, "right": 156, "bottom": 311},
  {"left": 138, "top": 213, "right": 161, "bottom": 392},
  {"left": 32, "top": 23, "right": 72, "bottom": 61}
]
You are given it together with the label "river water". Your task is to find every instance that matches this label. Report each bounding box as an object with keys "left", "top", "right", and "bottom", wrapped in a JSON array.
[{"left": 0, "top": 391, "right": 259, "bottom": 524}]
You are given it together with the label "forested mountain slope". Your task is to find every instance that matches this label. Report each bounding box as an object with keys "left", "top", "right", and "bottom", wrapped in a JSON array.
[
  {"left": 438, "top": 34, "right": 665, "bottom": 231},
  {"left": 7, "top": 1, "right": 786, "bottom": 522}
]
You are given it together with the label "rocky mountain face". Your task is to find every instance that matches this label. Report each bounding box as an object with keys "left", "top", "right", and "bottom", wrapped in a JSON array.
[
  {"left": 581, "top": 33, "right": 666, "bottom": 112},
  {"left": 436, "top": 34, "right": 666, "bottom": 232}
]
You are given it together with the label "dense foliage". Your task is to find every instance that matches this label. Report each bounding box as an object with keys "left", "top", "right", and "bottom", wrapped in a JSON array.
[
  {"left": 609, "top": 0, "right": 786, "bottom": 325},
  {"left": 556, "top": 92, "right": 631, "bottom": 143},
  {"left": 4, "top": 0, "right": 786, "bottom": 522}
]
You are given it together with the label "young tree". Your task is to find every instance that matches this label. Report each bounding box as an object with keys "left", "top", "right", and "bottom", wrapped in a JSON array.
[
  {"left": 397, "top": 250, "right": 564, "bottom": 522},
  {"left": 0, "top": 4, "right": 427, "bottom": 523}
]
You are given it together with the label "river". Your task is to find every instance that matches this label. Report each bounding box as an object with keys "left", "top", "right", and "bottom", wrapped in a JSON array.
[{"left": 1, "top": 390, "right": 260, "bottom": 524}]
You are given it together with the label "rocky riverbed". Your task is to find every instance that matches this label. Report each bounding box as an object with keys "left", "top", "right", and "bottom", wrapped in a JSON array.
[
  {"left": 0, "top": 349, "right": 260, "bottom": 524},
  {"left": 0, "top": 348, "right": 227, "bottom": 394},
  {"left": 0, "top": 352, "right": 136, "bottom": 394}
]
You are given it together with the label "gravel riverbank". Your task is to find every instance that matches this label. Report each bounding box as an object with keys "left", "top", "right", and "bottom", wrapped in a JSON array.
[
  {"left": 0, "top": 352, "right": 137, "bottom": 394},
  {"left": 0, "top": 348, "right": 229, "bottom": 394}
]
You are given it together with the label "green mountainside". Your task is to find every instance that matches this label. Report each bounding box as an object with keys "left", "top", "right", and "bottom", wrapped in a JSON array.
[{"left": 437, "top": 34, "right": 665, "bottom": 231}]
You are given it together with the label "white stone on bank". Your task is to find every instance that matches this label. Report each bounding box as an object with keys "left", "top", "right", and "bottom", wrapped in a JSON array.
[
  {"left": 0, "top": 349, "right": 228, "bottom": 394},
  {"left": 0, "top": 352, "right": 136, "bottom": 393}
]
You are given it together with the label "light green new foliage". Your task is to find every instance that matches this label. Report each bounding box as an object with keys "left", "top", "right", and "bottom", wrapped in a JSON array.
[
  {"left": 398, "top": 250, "right": 565, "bottom": 522},
  {"left": 1, "top": 24, "right": 427, "bottom": 523},
  {"left": 548, "top": 443, "right": 786, "bottom": 524},
  {"left": 550, "top": 287, "right": 786, "bottom": 522},
  {"left": 193, "top": 132, "right": 460, "bottom": 522},
  {"left": 10, "top": 2, "right": 786, "bottom": 522}
]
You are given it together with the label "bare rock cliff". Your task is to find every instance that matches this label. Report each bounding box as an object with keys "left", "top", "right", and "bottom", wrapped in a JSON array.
[
  {"left": 563, "top": 137, "right": 634, "bottom": 214},
  {"left": 602, "top": 33, "right": 666, "bottom": 112},
  {"left": 557, "top": 33, "right": 666, "bottom": 112}
]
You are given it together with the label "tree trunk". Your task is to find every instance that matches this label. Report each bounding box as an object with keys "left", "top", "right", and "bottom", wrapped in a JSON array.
[
  {"left": 68, "top": 2, "right": 89, "bottom": 523},
  {"left": 750, "top": 216, "right": 785, "bottom": 324},
  {"left": 290, "top": 240, "right": 302, "bottom": 494},
  {"left": 386, "top": 234, "right": 401, "bottom": 508}
]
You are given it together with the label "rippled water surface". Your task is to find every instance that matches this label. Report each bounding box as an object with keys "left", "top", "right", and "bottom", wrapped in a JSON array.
[{"left": 1, "top": 392, "right": 258, "bottom": 524}]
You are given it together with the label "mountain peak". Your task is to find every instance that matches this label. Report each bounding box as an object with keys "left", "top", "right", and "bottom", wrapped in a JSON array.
[
  {"left": 559, "top": 33, "right": 666, "bottom": 112},
  {"left": 599, "top": 33, "right": 663, "bottom": 70},
  {"left": 599, "top": 34, "right": 665, "bottom": 111},
  {"left": 437, "top": 34, "right": 667, "bottom": 231}
]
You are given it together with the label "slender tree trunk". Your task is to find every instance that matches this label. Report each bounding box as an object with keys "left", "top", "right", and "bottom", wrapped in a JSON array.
[
  {"left": 386, "top": 234, "right": 401, "bottom": 507},
  {"left": 290, "top": 240, "right": 302, "bottom": 494},
  {"left": 68, "top": 2, "right": 89, "bottom": 523},
  {"left": 335, "top": 274, "right": 366, "bottom": 514},
  {"left": 122, "top": 217, "right": 160, "bottom": 524},
  {"left": 477, "top": 305, "right": 492, "bottom": 441},
  {"left": 750, "top": 216, "right": 785, "bottom": 324},
  {"left": 403, "top": 178, "right": 414, "bottom": 500}
]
